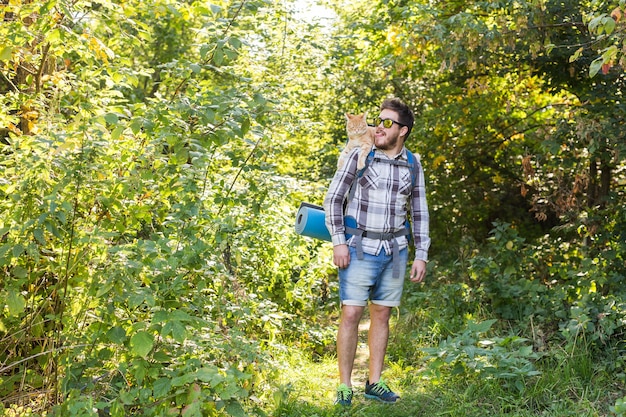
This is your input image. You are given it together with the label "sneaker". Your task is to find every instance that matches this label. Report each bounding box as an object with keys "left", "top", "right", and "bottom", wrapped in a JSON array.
[
  {"left": 335, "top": 383, "right": 353, "bottom": 406},
  {"left": 364, "top": 379, "right": 400, "bottom": 403}
]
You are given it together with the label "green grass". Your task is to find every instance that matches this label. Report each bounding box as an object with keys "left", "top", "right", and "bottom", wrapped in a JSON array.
[
  {"left": 249, "top": 273, "right": 626, "bottom": 417},
  {"left": 261, "top": 338, "right": 619, "bottom": 417}
]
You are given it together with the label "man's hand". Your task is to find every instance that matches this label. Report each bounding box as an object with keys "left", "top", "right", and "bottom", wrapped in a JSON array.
[
  {"left": 333, "top": 244, "right": 350, "bottom": 269},
  {"left": 410, "top": 259, "right": 427, "bottom": 283}
]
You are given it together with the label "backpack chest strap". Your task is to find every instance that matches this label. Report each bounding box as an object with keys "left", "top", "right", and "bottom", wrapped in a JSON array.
[{"left": 371, "top": 157, "right": 412, "bottom": 168}]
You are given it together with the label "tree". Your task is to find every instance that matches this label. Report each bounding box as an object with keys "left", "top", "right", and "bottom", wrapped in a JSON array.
[
  {"left": 319, "top": 0, "right": 625, "bottom": 343},
  {"left": 1, "top": 0, "right": 337, "bottom": 414}
]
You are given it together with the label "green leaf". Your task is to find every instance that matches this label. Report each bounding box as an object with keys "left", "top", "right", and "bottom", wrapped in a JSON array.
[
  {"left": 187, "top": 383, "right": 201, "bottom": 402},
  {"left": 153, "top": 310, "right": 169, "bottom": 323},
  {"left": 130, "top": 331, "right": 154, "bottom": 358},
  {"left": 152, "top": 350, "right": 171, "bottom": 362},
  {"left": 171, "top": 372, "right": 196, "bottom": 387},
  {"left": 182, "top": 402, "right": 201, "bottom": 417},
  {"left": 33, "top": 228, "right": 46, "bottom": 245},
  {"left": 104, "top": 113, "right": 120, "bottom": 125},
  {"left": 195, "top": 366, "right": 223, "bottom": 385},
  {"left": 569, "top": 47, "right": 583, "bottom": 63},
  {"left": 11, "top": 266, "right": 28, "bottom": 279},
  {"left": 96, "top": 279, "right": 115, "bottom": 297},
  {"left": 162, "top": 320, "right": 187, "bottom": 343},
  {"left": 588, "top": 15, "right": 605, "bottom": 34},
  {"left": 0, "top": 244, "right": 11, "bottom": 265},
  {"left": 240, "top": 116, "right": 250, "bottom": 137},
  {"left": 468, "top": 319, "right": 497, "bottom": 334},
  {"left": 111, "top": 126, "right": 124, "bottom": 140},
  {"left": 171, "top": 321, "right": 187, "bottom": 343},
  {"left": 7, "top": 289, "right": 26, "bottom": 316},
  {"left": 604, "top": 16, "right": 616, "bottom": 34},
  {"left": 589, "top": 57, "right": 604, "bottom": 78},
  {"left": 12, "top": 244, "right": 24, "bottom": 258},
  {"left": 153, "top": 377, "right": 171, "bottom": 397},
  {"left": 133, "top": 360, "right": 147, "bottom": 385},
  {"left": 518, "top": 345, "right": 534, "bottom": 356},
  {"left": 107, "top": 326, "right": 127, "bottom": 344},
  {"left": 224, "top": 401, "right": 246, "bottom": 417},
  {"left": 170, "top": 310, "right": 191, "bottom": 321},
  {"left": 128, "top": 292, "right": 145, "bottom": 309},
  {"left": 46, "top": 28, "right": 62, "bottom": 44},
  {"left": 213, "top": 47, "right": 224, "bottom": 66},
  {"left": 130, "top": 119, "right": 142, "bottom": 134},
  {"left": 228, "top": 37, "right": 242, "bottom": 49}
]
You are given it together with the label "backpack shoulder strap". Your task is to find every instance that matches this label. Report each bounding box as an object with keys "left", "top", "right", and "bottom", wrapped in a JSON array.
[
  {"left": 356, "top": 148, "right": 376, "bottom": 178},
  {"left": 347, "top": 148, "right": 375, "bottom": 204},
  {"left": 406, "top": 149, "right": 419, "bottom": 190}
]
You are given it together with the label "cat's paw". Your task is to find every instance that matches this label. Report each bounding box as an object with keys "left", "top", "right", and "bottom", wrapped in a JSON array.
[{"left": 356, "top": 160, "right": 366, "bottom": 170}]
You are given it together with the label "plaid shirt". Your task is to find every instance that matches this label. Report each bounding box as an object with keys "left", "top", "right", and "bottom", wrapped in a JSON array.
[{"left": 323, "top": 147, "right": 430, "bottom": 261}]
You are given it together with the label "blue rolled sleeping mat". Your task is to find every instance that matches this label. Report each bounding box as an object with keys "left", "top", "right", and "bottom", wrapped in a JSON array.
[
  {"left": 295, "top": 202, "right": 411, "bottom": 242},
  {"left": 294, "top": 202, "right": 358, "bottom": 241},
  {"left": 294, "top": 202, "right": 331, "bottom": 241}
]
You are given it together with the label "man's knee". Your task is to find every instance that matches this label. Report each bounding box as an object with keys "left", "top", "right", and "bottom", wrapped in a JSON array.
[
  {"left": 341, "top": 305, "right": 364, "bottom": 324},
  {"left": 369, "top": 303, "right": 392, "bottom": 322}
]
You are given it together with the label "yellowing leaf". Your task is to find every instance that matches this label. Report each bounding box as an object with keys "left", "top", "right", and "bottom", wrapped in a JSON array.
[
  {"left": 569, "top": 47, "right": 583, "bottom": 63},
  {"left": 432, "top": 155, "right": 446, "bottom": 169},
  {"left": 611, "top": 7, "right": 622, "bottom": 22},
  {"left": 0, "top": 45, "right": 13, "bottom": 62}
]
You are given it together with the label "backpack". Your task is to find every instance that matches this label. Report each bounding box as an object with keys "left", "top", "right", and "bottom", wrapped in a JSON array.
[
  {"left": 344, "top": 147, "right": 420, "bottom": 278},
  {"left": 344, "top": 146, "right": 420, "bottom": 236},
  {"left": 346, "top": 147, "right": 420, "bottom": 205},
  {"left": 294, "top": 148, "right": 420, "bottom": 244}
]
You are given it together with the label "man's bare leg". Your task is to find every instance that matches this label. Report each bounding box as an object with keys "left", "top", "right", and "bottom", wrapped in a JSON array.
[
  {"left": 337, "top": 304, "right": 365, "bottom": 386},
  {"left": 367, "top": 303, "right": 392, "bottom": 383}
]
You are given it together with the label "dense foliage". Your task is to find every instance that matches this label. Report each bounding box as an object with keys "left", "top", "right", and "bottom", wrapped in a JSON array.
[{"left": 1, "top": 0, "right": 625, "bottom": 416}]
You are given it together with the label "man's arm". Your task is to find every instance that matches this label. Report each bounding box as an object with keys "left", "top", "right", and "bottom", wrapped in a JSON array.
[
  {"left": 324, "top": 150, "right": 359, "bottom": 267},
  {"left": 411, "top": 157, "right": 431, "bottom": 263},
  {"left": 410, "top": 259, "right": 427, "bottom": 283}
]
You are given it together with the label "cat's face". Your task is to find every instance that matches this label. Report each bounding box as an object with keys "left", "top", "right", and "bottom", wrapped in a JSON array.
[{"left": 345, "top": 112, "right": 368, "bottom": 135}]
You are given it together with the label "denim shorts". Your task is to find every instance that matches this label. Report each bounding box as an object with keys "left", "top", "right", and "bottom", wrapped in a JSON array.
[{"left": 338, "top": 246, "right": 408, "bottom": 307}]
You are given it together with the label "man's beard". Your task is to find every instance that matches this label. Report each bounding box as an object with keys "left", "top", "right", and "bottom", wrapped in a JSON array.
[{"left": 375, "top": 133, "right": 399, "bottom": 150}]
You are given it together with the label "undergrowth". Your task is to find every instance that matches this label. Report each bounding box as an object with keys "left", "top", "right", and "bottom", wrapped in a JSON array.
[
  {"left": 267, "top": 313, "right": 620, "bottom": 417},
  {"left": 265, "top": 223, "right": 626, "bottom": 417}
]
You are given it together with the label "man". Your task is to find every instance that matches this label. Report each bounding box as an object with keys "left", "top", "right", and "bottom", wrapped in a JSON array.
[{"left": 323, "top": 97, "right": 430, "bottom": 406}]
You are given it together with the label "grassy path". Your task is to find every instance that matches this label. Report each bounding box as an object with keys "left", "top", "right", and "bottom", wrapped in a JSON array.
[{"left": 266, "top": 312, "right": 616, "bottom": 417}]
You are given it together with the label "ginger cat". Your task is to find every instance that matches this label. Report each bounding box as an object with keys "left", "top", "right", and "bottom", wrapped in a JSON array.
[{"left": 337, "top": 112, "right": 375, "bottom": 171}]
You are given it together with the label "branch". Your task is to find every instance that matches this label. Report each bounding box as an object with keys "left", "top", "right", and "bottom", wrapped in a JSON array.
[
  {"left": 216, "top": 135, "right": 262, "bottom": 218},
  {"left": 0, "top": 344, "right": 89, "bottom": 373},
  {"left": 35, "top": 42, "right": 50, "bottom": 94},
  {"left": 0, "top": 69, "right": 18, "bottom": 92}
]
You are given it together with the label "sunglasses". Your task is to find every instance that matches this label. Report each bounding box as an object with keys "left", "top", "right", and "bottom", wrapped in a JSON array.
[{"left": 374, "top": 117, "right": 405, "bottom": 128}]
